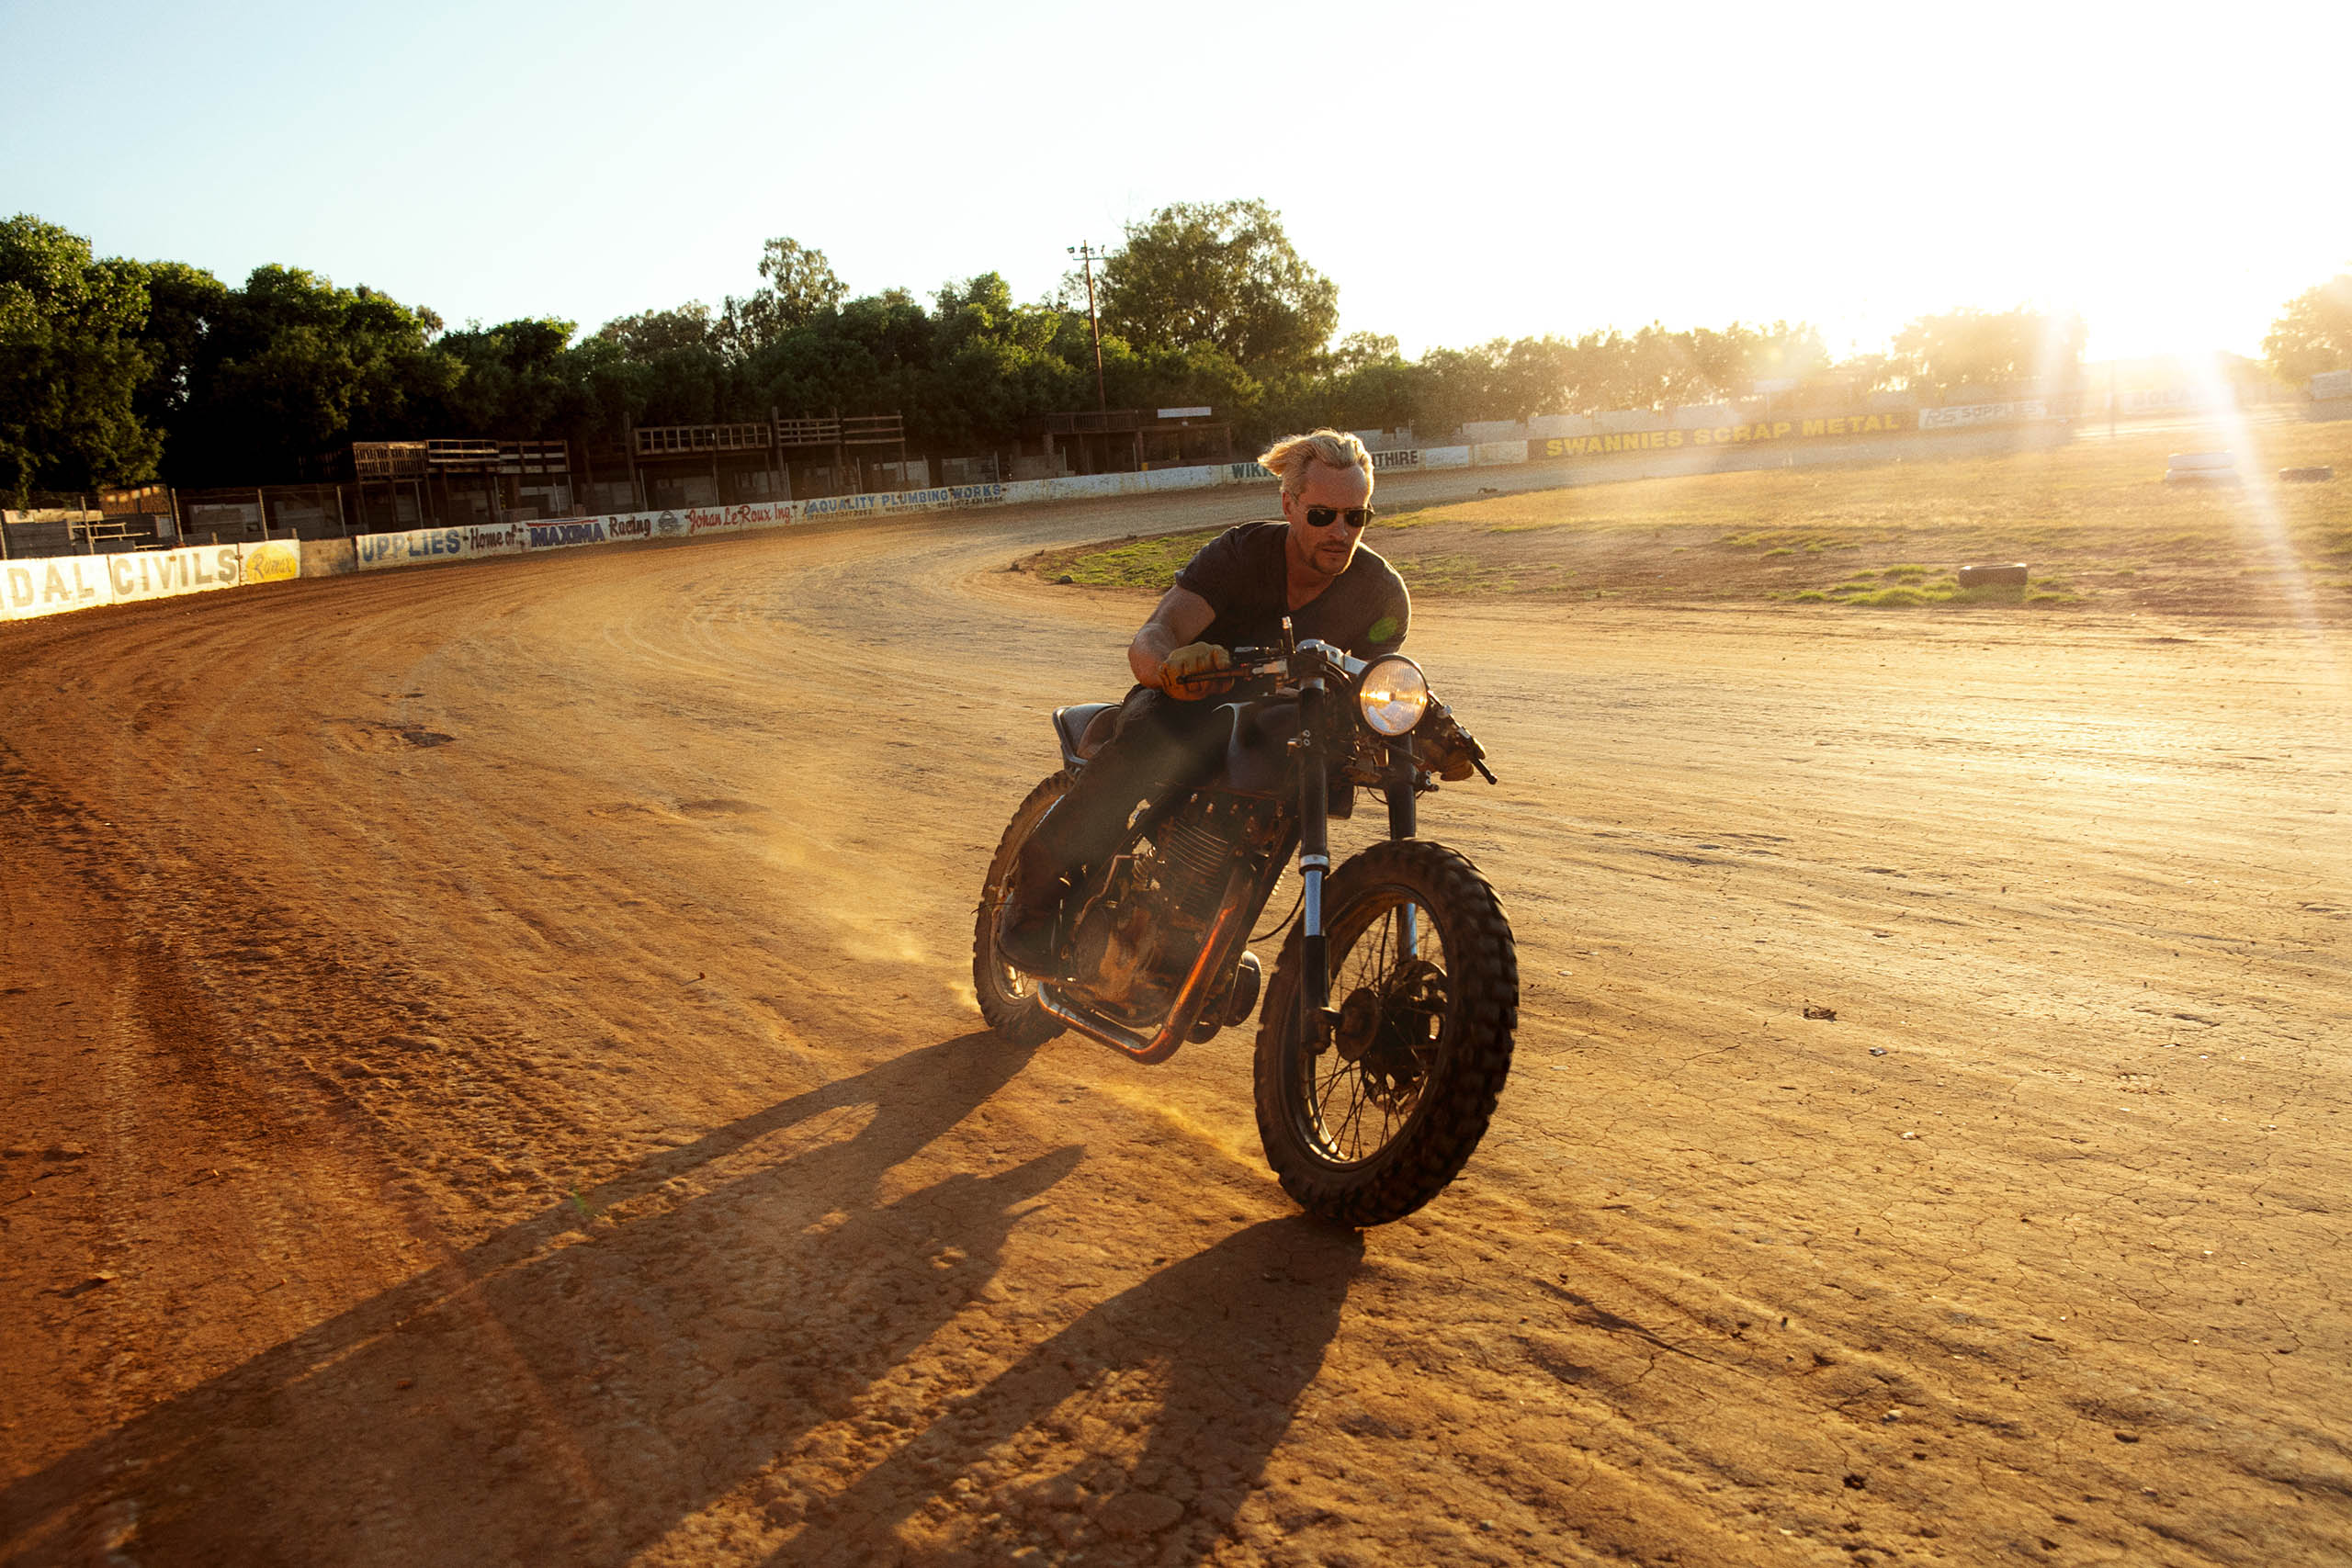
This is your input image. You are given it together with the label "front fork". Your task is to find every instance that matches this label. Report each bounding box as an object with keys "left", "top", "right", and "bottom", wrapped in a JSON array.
[
  {"left": 1297, "top": 685, "right": 1332, "bottom": 1041},
  {"left": 1385, "top": 737, "right": 1420, "bottom": 965},
  {"left": 1297, "top": 707, "right": 1426, "bottom": 1041}
]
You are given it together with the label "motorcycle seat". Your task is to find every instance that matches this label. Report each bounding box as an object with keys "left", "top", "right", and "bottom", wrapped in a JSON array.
[{"left": 1053, "top": 702, "right": 1119, "bottom": 768}]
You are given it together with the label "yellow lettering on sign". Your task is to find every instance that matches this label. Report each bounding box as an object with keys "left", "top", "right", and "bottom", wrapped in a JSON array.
[
  {"left": 1803, "top": 419, "right": 1825, "bottom": 436},
  {"left": 1668, "top": 429, "right": 1685, "bottom": 447},
  {"left": 1829, "top": 417, "right": 1848, "bottom": 435},
  {"left": 1774, "top": 422, "right": 1792, "bottom": 439}
]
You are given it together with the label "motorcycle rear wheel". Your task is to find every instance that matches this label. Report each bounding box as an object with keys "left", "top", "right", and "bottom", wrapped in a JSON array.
[
  {"left": 1253, "top": 840, "right": 1518, "bottom": 1226},
  {"left": 972, "top": 771, "right": 1072, "bottom": 1046}
]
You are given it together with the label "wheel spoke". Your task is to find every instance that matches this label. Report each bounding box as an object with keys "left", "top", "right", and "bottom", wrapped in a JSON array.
[
  {"left": 1287, "top": 886, "right": 1459, "bottom": 1169},
  {"left": 1333, "top": 1081, "right": 1370, "bottom": 1158}
]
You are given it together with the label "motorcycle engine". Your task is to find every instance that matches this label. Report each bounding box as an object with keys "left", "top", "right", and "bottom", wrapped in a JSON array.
[{"left": 1068, "top": 796, "right": 1241, "bottom": 1015}]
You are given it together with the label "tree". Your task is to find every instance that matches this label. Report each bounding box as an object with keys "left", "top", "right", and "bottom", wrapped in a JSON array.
[
  {"left": 1889, "top": 307, "right": 2085, "bottom": 395},
  {"left": 1097, "top": 200, "right": 1340, "bottom": 375},
  {"left": 161, "top": 265, "right": 456, "bottom": 484},
  {"left": 2264, "top": 273, "right": 2352, "bottom": 384},
  {"left": 723, "top": 237, "right": 847, "bottom": 358},
  {"left": 437, "top": 317, "right": 588, "bottom": 439},
  {"left": 132, "top": 260, "right": 231, "bottom": 436},
  {"left": 0, "top": 215, "right": 159, "bottom": 501},
  {"left": 590, "top": 302, "right": 729, "bottom": 429}
]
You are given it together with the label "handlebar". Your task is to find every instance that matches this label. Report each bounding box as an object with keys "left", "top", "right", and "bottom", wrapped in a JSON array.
[{"left": 1163, "top": 639, "right": 1497, "bottom": 784}]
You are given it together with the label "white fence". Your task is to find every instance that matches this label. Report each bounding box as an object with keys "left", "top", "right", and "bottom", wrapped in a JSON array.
[{"left": 2, "top": 444, "right": 1539, "bottom": 626}]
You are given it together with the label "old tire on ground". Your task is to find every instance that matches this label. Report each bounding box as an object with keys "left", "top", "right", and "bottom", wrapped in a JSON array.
[
  {"left": 972, "top": 771, "right": 1071, "bottom": 1046},
  {"left": 1253, "top": 839, "right": 1518, "bottom": 1226}
]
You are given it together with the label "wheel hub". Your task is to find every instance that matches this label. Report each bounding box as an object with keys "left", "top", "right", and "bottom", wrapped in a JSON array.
[
  {"left": 1331, "top": 987, "right": 1382, "bottom": 1062},
  {"left": 1326, "top": 958, "right": 1448, "bottom": 1111}
]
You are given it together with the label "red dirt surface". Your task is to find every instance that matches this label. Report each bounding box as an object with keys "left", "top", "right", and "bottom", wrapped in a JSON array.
[{"left": 4, "top": 465, "right": 2348, "bottom": 1566}]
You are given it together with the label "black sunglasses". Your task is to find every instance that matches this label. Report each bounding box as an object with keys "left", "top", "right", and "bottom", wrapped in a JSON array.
[{"left": 1302, "top": 504, "right": 1375, "bottom": 530}]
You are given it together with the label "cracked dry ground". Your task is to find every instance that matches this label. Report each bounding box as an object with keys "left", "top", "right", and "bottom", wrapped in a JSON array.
[{"left": 3, "top": 471, "right": 2347, "bottom": 1567}]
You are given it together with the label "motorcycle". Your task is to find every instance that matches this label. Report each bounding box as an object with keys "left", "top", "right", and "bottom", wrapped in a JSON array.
[{"left": 973, "top": 619, "right": 1519, "bottom": 1226}]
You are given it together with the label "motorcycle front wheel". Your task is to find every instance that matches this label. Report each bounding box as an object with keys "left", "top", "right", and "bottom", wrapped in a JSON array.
[
  {"left": 971, "top": 771, "right": 1071, "bottom": 1046},
  {"left": 1253, "top": 839, "right": 1518, "bottom": 1226}
]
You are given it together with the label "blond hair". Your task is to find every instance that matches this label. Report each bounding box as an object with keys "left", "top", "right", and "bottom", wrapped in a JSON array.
[{"left": 1257, "top": 429, "right": 1374, "bottom": 496}]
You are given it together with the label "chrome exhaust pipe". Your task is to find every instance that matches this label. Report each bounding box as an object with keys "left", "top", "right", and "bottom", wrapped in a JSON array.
[{"left": 1038, "top": 866, "right": 1256, "bottom": 1065}]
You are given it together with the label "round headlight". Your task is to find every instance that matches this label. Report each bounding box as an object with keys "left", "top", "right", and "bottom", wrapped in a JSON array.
[{"left": 1356, "top": 657, "right": 1430, "bottom": 737}]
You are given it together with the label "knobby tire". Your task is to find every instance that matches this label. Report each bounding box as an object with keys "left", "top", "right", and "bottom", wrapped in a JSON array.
[
  {"left": 972, "top": 771, "right": 1071, "bottom": 1046},
  {"left": 1252, "top": 840, "right": 1519, "bottom": 1226}
]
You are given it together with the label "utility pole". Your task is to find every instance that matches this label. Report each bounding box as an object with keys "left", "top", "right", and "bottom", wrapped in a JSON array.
[{"left": 1068, "top": 243, "right": 1109, "bottom": 412}]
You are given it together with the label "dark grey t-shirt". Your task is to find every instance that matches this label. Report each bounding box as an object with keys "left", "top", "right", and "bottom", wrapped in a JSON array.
[{"left": 1173, "top": 522, "right": 1409, "bottom": 659}]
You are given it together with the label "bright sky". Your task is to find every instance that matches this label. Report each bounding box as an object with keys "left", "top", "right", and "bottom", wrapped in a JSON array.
[{"left": 4, "top": 0, "right": 2346, "bottom": 365}]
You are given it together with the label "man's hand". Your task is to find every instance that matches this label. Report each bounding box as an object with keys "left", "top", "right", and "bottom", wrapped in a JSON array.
[{"left": 1159, "top": 641, "right": 1235, "bottom": 699}]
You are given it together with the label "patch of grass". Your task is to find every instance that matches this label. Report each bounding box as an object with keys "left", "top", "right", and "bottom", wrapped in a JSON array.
[
  {"left": 1762, "top": 546, "right": 1796, "bottom": 558},
  {"left": 1023, "top": 527, "right": 1221, "bottom": 588},
  {"left": 1797, "top": 571, "right": 2071, "bottom": 609},
  {"left": 1843, "top": 584, "right": 1935, "bottom": 606},
  {"left": 1389, "top": 552, "right": 1577, "bottom": 593}
]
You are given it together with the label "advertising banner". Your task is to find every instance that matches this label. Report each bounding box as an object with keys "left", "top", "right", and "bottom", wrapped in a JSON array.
[
  {"left": 462, "top": 523, "right": 526, "bottom": 557},
  {"left": 1919, "top": 401, "right": 2047, "bottom": 430},
  {"left": 1528, "top": 410, "right": 1917, "bottom": 461},
  {"left": 1, "top": 555, "right": 116, "bottom": 619},
  {"left": 1370, "top": 449, "right": 1421, "bottom": 473},
  {"left": 522, "top": 518, "right": 611, "bottom": 551},
  {"left": 1420, "top": 446, "right": 1472, "bottom": 469},
  {"left": 801, "top": 484, "right": 1004, "bottom": 520},
  {"left": 678, "top": 501, "right": 802, "bottom": 536},
  {"left": 1472, "top": 442, "right": 1530, "bottom": 467},
  {"left": 356, "top": 528, "right": 476, "bottom": 570},
  {"left": 238, "top": 540, "right": 302, "bottom": 584},
  {"left": 107, "top": 544, "right": 245, "bottom": 605}
]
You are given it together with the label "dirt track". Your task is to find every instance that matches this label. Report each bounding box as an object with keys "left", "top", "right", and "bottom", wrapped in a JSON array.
[{"left": 4, "top": 469, "right": 2349, "bottom": 1566}]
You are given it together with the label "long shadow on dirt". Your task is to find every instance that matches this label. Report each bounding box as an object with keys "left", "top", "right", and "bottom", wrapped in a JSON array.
[
  {"left": 3, "top": 1031, "right": 1361, "bottom": 1567},
  {"left": 4, "top": 1031, "right": 1046, "bottom": 1563},
  {"left": 772, "top": 1217, "right": 1365, "bottom": 1566}
]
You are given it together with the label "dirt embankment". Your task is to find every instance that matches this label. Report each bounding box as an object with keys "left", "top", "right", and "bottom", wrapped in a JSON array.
[
  {"left": 5, "top": 469, "right": 2349, "bottom": 1566},
  {"left": 1025, "top": 419, "right": 2352, "bottom": 622}
]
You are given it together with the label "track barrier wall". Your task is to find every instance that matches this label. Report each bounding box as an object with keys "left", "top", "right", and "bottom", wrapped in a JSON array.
[
  {"left": 3, "top": 542, "right": 253, "bottom": 620},
  {"left": 2, "top": 404, "right": 2072, "bottom": 626}
]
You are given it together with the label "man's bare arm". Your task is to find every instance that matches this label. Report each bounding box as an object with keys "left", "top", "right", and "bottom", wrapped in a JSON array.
[{"left": 1128, "top": 585, "right": 1217, "bottom": 688}]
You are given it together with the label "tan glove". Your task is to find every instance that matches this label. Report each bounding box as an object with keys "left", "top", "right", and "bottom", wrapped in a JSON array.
[{"left": 1159, "top": 641, "right": 1235, "bottom": 699}]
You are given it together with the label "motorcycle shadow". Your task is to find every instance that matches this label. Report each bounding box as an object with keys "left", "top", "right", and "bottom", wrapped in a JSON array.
[
  {"left": 3, "top": 1030, "right": 1362, "bottom": 1568},
  {"left": 3, "top": 1031, "right": 1048, "bottom": 1564},
  {"left": 771, "top": 1215, "right": 1365, "bottom": 1566}
]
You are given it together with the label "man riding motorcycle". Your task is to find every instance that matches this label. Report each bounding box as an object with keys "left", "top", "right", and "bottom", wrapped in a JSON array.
[{"left": 995, "top": 428, "right": 1410, "bottom": 977}]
